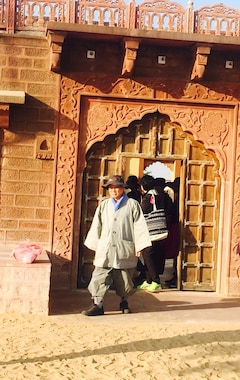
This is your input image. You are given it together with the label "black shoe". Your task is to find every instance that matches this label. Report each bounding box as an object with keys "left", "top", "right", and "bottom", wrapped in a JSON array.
[
  {"left": 120, "top": 300, "right": 130, "bottom": 314},
  {"left": 81, "top": 304, "right": 104, "bottom": 316}
]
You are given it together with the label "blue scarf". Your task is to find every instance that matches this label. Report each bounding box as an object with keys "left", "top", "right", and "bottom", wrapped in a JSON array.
[{"left": 111, "top": 193, "right": 126, "bottom": 211}]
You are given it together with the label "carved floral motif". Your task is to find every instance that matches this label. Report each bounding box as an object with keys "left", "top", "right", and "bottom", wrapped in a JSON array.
[
  {"left": 183, "top": 83, "right": 236, "bottom": 102},
  {"left": 86, "top": 102, "right": 157, "bottom": 148},
  {"left": 52, "top": 96, "right": 79, "bottom": 258},
  {"left": 159, "top": 106, "right": 230, "bottom": 178},
  {"left": 231, "top": 114, "right": 240, "bottom": 275}
]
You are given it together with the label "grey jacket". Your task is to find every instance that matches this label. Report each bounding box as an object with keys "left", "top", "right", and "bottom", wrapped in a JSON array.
[{"left": 84, "top": 196, "right": 152, "bottom": 269}]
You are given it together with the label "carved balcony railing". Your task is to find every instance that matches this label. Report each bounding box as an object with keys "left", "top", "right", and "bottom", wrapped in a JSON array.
[
  {"left": 15, "top": 0, "right": 76, "bottom": 31},
  {"left": 195, "top": 3, "right": 240, "bottom": 36},
  {"left": 77, "top": 0, "right": 130, "bottom": 28},
  {"left": 137, "top": 0, "right": 185, "bottom": 32},
  {"left": 0, "top": 0, "right": 240, "bottom": 37}
]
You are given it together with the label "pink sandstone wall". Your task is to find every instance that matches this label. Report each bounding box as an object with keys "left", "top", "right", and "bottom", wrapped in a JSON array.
[
  {"left": 0, "top": 35, "right": 60, "bottom": 253},
  {"left": 1, "top": 30, "right": 240, "bottom": 296}
]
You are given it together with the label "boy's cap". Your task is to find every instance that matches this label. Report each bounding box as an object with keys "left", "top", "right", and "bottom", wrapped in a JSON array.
[{"left": 102, "top": 175, "right": 127, "bottom": 189}]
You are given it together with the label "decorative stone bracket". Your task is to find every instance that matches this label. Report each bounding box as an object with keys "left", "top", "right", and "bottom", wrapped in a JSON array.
[
  {"left": 191, "top": 45, "right": 211, "bottom": 81},
  {"left": 47, "top": 31, "right": 66, "bottom": 72},
  {"left": 121, "top": 39, "right": 140, "bottom": 77}
]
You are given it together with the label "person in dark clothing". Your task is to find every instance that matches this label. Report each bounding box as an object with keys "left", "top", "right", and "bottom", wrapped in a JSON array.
[
  {"left": 164, "top": 177, "right": 180, "bottom": 288},
  {"left": 153, "top": 177, "right": 173, "bottom": 276},
  {"left": 137, "top": 175, "right": 167, "bottom": 292},
  {"left": 126, "top": 175, "right": 146, "bottom": 286},
  {"left": 126, "top": 175, "right": 142, "bottom": 204}
]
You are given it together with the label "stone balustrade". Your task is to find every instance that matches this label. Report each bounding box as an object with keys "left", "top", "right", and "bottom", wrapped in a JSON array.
[{"left": 0, "top": 0, "right": 240, "bottom": 36}]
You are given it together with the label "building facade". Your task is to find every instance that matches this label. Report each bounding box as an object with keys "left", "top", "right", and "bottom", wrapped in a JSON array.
[{"left": 1, "top": 0, "right": 240, "bottom": 295}]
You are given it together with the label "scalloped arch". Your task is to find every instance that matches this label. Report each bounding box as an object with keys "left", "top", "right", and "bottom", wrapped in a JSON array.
[{"left": 86, "top": 102, "right": 226, "bottom": 179}]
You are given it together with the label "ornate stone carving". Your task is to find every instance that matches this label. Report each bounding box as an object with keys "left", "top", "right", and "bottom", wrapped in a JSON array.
[
  {"left": 183, "top": 82, "right": 235, "bottom": 102},
  {"left": 138, "top": 0, "right": 185, "bottom": 32},
  {"left": 6, "top": 0, "right": 240, "bottom": 36},
  {"left": 196, "top": 4, "right": 240, "bottom": 36},
  {"left": 52, "top": 78, "right": 80, "bottom": 259},
  {"left": 191, "top": 46, "right": 211, "bottom": 81},
  {"left": 121, "top": 39, "right": 140, "bottom": 77},
  {"left": 230, "top": 114, "right": 240, "bottom": 276},
  {"left": 159, "top": 106, "right": 230, "bottom": 179},
  {"left": 53, "top": 74, "right": 238, "bottom": 283},
  {"left": 112, "top": 78, "right": 155, "bottom": 97},
  {"left": 47, "top": 31, "right": 66, "bottom": 72},
  {"left": 86, "top": 101, "right": 157, "bottom": 149}
]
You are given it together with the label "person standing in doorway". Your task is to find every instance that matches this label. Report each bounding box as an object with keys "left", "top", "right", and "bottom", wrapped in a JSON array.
[
  {"left": 137, "top": 175, "right": 166, "bottom": 292},
  {"left": 153, "top": 177, "right": 173, "bottom": 277},
  {"left": 126, "top": 175, "right": 142, "bottom": 203},
  {"left": 82, "top": 174, "right": 152, "bottom": 316},
  {"left": 164, "top": 177, "right": 180, "bottom": 288},
  {"left": 126, "top": 175, "right": 146, "bottom": 285}
]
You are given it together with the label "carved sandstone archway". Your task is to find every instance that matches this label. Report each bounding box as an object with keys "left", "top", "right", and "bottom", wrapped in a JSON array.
[
  {"left": 79, "top": 112, "right": 221, "bottom": 290},
  {"left": 52, "top": 76, "right": 239, "bottom": 293}
]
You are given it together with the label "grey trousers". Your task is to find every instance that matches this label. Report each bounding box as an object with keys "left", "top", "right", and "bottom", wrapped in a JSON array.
[{"left": 88, "top": 267, "right": 136, "bottom": 303}]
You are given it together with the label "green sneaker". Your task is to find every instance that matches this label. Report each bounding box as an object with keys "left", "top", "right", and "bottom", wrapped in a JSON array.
[
  {"left": 137, "top": 280, "right": 150, "bottom": 290},
  {"left": 146, "top": 282, "right": 162, "bottom": 292}
]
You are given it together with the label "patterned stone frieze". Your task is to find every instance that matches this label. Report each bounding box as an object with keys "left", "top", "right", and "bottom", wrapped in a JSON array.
[
  {"left": 230, "top": 112, "right": 240, "bottom": 276},
  {"left": 52, "top": 88, "right": 79, "bottom": 259}
]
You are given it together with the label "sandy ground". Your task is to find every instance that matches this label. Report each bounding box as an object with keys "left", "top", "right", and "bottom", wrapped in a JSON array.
[{"left": 1, "top": 311, "right": 240, "bottom": 380}]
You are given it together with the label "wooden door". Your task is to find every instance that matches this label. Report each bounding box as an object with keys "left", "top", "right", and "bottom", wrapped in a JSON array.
[
  {"left": 181, "top": 142, "right": 220, "bottom": 290},
  {"left": 78, "top": 112, "right": 220, "bottom": 291}
]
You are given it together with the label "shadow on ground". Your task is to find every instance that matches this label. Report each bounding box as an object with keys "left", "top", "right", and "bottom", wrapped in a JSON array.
[{"left": 49, "top": 289, "right": 240, "bottom": 319}]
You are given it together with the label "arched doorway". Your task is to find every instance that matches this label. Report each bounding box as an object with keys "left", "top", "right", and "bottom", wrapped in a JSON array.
[{"left": 78, "top": 112, "right": 220, "bottom": 291}]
